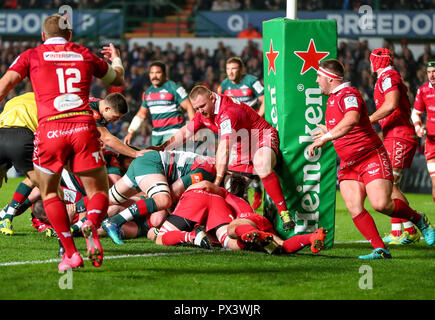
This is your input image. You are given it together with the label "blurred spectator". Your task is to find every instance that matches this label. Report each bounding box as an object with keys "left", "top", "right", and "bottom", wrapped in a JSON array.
[
  {"left": 211, "top": 0, "right": 231, "bottom": 11},
  {"left": 238, "top": 24, "right": 262, "bottom": 39},
  {"left": 3, "top": 0, "right": 18, "bottom": 9},
  {"left": 0, "top": 30, "right": 432, "bottom": 157},
  {"left": 228, "top": 0, "right": 242, "bottom": 10},
  {"left": 265, "top": 0, "right": 285, "bottom": 10}
]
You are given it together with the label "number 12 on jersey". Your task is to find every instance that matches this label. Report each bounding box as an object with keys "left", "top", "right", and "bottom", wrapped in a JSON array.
[{"left": 56, "top": 68, "right": 81, "bottom": 93}]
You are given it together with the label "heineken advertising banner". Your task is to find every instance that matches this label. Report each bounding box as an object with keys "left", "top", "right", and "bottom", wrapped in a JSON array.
[{"left": 262, "top": 18, "right": 337, "bottom": 248}]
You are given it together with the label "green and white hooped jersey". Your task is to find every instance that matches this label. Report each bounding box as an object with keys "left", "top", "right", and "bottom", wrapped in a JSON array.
[
  {"left": 141, "top": 80, "right": 188, "bottom": 137},
  {"left": 124, "top": 150, "right": 205, "bottom": 189},
  {"left": 219, "top": 74, "right": 264, "bottom": 107},
  {"left": 159, "top": 150, "right": 202, "bottom": 183}
]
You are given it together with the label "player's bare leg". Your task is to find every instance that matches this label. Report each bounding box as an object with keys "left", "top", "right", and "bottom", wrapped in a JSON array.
[
  {"left": 104, "top": 174, "right": 171, "bottom": 244},
  {"left": 0, "top": 171, "right": 39, "bottom": 235},
  {"left": 428, "top": 159, "right": 435, "bottom": 202},
  {"left": 366, "top": 178, "right": 434, "bottom": 246},
  {"left": 253, "top": 146, "right": 294, "bottom": 231},
  {"left": 339, "top": 179, "right": 390, "bottom": 259}
]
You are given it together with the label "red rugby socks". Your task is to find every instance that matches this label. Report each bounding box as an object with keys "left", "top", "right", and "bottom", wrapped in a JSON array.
[
  {"left": 282, "top": 234, "right": 312, "bottom": 253},
  {"left": 86, "top": 193, "right": 108, "bottom": 227},
  {"left": 352, "top": 210, "right": 385, "bottom": 249},
  {"left": 43, "top": 196, "right": 77, "bottom": 258},
  {"left": 261, "top": 172, "right": 288, "bottom": 213},
  {"left": 161, "top": 230, "right": 194, "bottom": 246}
]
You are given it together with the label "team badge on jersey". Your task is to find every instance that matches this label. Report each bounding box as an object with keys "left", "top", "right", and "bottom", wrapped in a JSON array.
[
  {"left": 382, "top": 77, "right": 392, "bottom": 91},
  {"left": 343, "top": 96, "right": 358, "bottom": 110},
  {"left": 220, "top": 119, "right": 232, "bottom": 135}
]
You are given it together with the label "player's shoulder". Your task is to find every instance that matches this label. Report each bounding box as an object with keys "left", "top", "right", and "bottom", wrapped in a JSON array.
[
  {"left": 164, "top": 80, "right": 181, "bottom": 90},
  {"left": 418, "top": 81, "right": 431, "bottom": 91},
  {"left": 337, "top": 86, "right": 362, "bottom": 103},
  {"left": 166, "top": 80, "right": 188, "bottom": 98},
  {"left": 380, "top": 67, "right": 400, "bottom": 81},
  {"left": 17, "top": 47, "right": 35, "bottom": 57},
  {"left": 66, "top": 43, "right": 103, "bottom": 62},
  {"left": 220, "top": 77, "right": 231, "bottom": 87},
  {"left": 242, "top": 74, "right": 258, "bottom": 83}
]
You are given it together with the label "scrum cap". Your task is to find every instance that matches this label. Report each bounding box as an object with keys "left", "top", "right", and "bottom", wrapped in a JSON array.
[{"left": 370, "top": 48, "right": 393, "bottom": 72}]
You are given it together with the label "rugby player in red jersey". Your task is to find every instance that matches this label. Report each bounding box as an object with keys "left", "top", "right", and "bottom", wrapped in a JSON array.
[
  {"left": 368, "top": 48, "right": 419, "bottom": 245},
  {"left": 156, "top": 176, "right": 327, "bottom": 255},
  {"left": 412, "top": 61, "right": 435, "bottom": 202},
  {"left": 309, "top": 59, "right": 435, "bottom": 259},
  {"left": 156, "top": 85, "right": 295, "bottom": 232},
  {"left": 218, "top": 56, "right": 265, "bottom": 210},
  {"left": 0, "top": 14, "right": 125, "bottom": 270}
]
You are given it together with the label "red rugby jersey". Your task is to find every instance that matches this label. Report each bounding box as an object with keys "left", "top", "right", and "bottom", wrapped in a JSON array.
[
  {"left": 8, "top": 37, "right": 109, "bottom": 123},
  {"left": 326, "top": 82, "right": 383, "bottom": 166},
  {"left": 414, "top": 81, "right": 435, "bottom": 136},
  {"left": 373, "top": 66, "right": 415, "bottom": 140},
  {"left": 188, "top": 93, "right": 275, "bottom": 140}
]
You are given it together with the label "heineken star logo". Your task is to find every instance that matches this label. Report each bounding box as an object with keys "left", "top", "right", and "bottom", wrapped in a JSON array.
[
  {"left": 265, "top": 39, "right": 279, "bottom": 75},
  {"left": 294, "top": 39, "right": 329, "bottom": 75}
]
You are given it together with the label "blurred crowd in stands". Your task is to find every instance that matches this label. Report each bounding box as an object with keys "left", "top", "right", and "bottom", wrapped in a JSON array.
[
  {"left": 1, "top": 0, "right": 434, "bottom": 151},
  {"left": 4, "top": 0, "right": 435, "bottom": 11},
  {"left": 192, "top": 0, "right": 435, "bottom": 11},
  {"left": 1, "top": 37, "right": 432, "bottom": 152}
]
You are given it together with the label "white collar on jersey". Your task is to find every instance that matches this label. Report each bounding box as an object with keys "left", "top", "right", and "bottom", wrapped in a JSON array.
[
  {"left": 44, "top": 37, "right": 68, "bottom": 45},
  {"left": 213, "top": 93, "right": 221, "bottom": 114},
  {"left": 378, "top": 65, "right": 394, "bottom": 77},
  {"left": 429, "top": 82, "right": 433, "bottom": 89},
  {"left": 331, "top": 81, "right": 352, "bottom": 94}
]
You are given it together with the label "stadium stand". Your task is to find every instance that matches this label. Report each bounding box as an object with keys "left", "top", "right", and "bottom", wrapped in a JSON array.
[{"left": 0, "top": 0, "right": 433, "bottom": 152}]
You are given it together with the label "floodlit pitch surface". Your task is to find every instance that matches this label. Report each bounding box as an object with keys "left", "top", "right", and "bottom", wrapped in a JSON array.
[{"left": 0, "top": 177, "right": 434, "bottom": 300}]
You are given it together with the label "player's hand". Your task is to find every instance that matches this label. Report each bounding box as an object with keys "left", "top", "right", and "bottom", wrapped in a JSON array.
[
  {"left": 416, "top": 126, "right": 427, "bottom": 138},
  {"left": 101, "top": 43, "right": 120, "bottom": 61},
  {"left": 312, "top": 124, "right": 328, "bottom": 141},
  {"left": 134, "top": 149, "right": 151, "bottom": 158},
  {"left": 0, "top": 167, "right": 8, "bottom": 188},
  {"left": 308, "top": 140, "right": 326, "bottom": 157},
  {"left": 369, "top": 115, "right": 378, "bottom": 124},
  {"left": 65, "top": 203, "right": 77, "bottom": 219},
  {"left": 123, "top": 132, "right": 134, "bottom": 145},
  {"left": 186, "top": 180, "right": 209, "bottom": 192}
]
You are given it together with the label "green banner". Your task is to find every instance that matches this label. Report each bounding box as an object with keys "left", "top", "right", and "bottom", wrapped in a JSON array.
[{"left": 262, "top": 18, "right": 337, "bottom": 248}]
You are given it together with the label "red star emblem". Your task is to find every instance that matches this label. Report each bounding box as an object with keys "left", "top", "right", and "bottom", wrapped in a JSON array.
[
  {"left": 265, "top": 39, "right": 279, "bottom": 75},
  {"left": 294, "top": 39, "right": 329, "bottom": 75}
]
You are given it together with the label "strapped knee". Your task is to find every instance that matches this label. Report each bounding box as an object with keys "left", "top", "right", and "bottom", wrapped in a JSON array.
[
  {"left": 109, "top": 184, "right": 128, "bottom": 204},
  {"left": 146, "top": 182, "right": 170, "bottom": 198},
  {"left": 428, "top": 162, "right": 435, "bottom": 177}
]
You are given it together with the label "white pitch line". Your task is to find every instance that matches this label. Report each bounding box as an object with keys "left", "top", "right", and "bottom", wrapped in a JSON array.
[{"left": 0, "top": 251, "right": 203, "bottom": 267}]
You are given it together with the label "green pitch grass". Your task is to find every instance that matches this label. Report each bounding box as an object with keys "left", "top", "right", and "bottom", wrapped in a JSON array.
[{"left": 0, "top": 177, "right": 434, "bottom": 301}]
